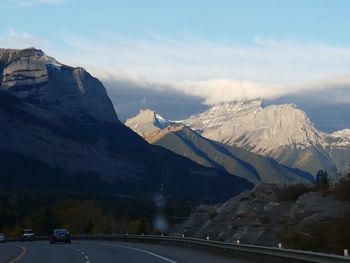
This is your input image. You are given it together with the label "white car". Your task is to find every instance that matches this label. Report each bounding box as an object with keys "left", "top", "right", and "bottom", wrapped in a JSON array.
[
  {"left": 20, "top": 229, "right": 35, "bottom": 241},
  {"left": 0, "top": 233, "right": 6, "bottom": 243}
]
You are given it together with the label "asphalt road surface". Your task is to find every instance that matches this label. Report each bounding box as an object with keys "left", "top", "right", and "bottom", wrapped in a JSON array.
[{"left": 0, "top": 240, "right": 248, "bottom": 263}]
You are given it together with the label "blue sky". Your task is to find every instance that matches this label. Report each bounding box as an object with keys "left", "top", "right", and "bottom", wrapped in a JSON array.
[
  {"left": 1, "top": 0, "right": 350, "bottom": 131},
  {"left": 2, "top": 0, "right": 350, "bottom": 45}
]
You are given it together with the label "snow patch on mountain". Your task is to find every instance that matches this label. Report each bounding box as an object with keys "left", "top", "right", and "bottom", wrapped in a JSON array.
[
  {"left": 327, "top": 129, "right": 350, "bottom": 147},
  {"left": 182, "top": 99, "right": 263, "bottom": 132},
  {"left": 184, "top": 100, "right": 325, "bottom": 150}
]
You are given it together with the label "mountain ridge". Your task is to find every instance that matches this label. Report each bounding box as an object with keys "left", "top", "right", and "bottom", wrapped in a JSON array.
[
  {"left": 125, "top": 109, "right": 314, "bottom": 185},
  {"left": 0, "top": 47, "right": 253, "bottom": 201},
  {"left": 182, "top": 100, "right": 350, "bottom": 179}
]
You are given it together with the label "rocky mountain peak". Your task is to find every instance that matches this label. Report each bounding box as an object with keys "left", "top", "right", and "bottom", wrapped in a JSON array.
[
  {"left": 0, "top": 47, "right": 118, "bottom": 123},
  {"left": 125, "top": 109, "right": 170, "bottom": 137},
  {"left": 185, "top": 100, "right": 322, "bottom": 147},
  {"left": 134, "top": 109, "right": 159, "bottom": 123}
]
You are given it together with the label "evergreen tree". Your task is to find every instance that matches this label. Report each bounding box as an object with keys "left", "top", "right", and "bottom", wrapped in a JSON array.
[
  {"left": 316, "top": 170, "right": 329, "bottom": 189},
  {"left": 41, "top": 208, "right": 56, "bottom": 234},
  {"left": 85, "top": 218, "right": 94, "bottom": 234}
]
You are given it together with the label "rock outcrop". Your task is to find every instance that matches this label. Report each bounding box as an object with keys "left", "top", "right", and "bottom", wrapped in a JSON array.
[{"left": 174, "top": 184, "right": 348, "bottom": 246}]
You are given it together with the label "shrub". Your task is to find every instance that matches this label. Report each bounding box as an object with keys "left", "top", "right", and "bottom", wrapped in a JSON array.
[
  {"left": 208, "top": 211, "right": 218, "bottom": 220},
  {"left": 333, "top": 173, "right": 350, "bottom": 201},
  {"left": 281, "top": 213, "right": 350, "bottom": 254},
  {"left": 275, "top": 183, "right": 311, "bottom": 203}
]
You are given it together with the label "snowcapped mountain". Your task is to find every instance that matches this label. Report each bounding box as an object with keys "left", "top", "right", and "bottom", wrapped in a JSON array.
[
  {"left": 125, "top": 109, "right": 314, "bottom": 185},
  {"left": 183, "top": 100, "right": 324, "bottom": 150},
  {"left": 183, "top": 100, "right": 350, "bottom": 180}
]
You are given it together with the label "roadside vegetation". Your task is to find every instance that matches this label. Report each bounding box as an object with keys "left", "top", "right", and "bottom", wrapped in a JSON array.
[
  {"left": 0, "top": 190, "right": 194, "bottom": 238},
  {"left": 280, "top": 173, "right": 350, "bottom": 254},
  {"left": 275, "top": 183, "right": 311, "bottom": 203}
]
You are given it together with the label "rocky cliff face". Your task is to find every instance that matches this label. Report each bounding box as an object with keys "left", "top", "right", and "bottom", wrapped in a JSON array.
[
  {"left": 0, "top": 48, "right": 118, "bottom": 123},
  {"left": 174, "top": 184, "right": 348, "bottom": 246}
]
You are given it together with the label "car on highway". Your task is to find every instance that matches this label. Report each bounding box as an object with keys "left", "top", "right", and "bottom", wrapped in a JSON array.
[
  {"left": 50, "top": 229, "right": 71, "bottom": 244},
  {"left": 0, "top": 233, "right": 6, "bottom": 243},
  {"left": 20, "top": 229, "right": 35, "bottom": 241}
]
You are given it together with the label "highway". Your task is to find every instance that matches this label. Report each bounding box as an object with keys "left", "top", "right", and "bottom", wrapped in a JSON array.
[{"left": 0, "top": 240, "right": 248, "bottom": 263}]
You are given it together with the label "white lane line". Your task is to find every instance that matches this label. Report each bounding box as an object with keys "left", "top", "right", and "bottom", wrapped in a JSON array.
[
  {"left": 99, "top": 243, "right": 177, "bottom": 263},
  {"left": 67, "top": 245, "right": 91, "bottom": 263},
  {"left": 9, "top": 244, "right": 26, "bottom": 263}
]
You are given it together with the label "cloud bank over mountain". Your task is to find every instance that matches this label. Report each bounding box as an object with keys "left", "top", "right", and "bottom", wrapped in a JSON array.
[
  {"left": 1, "top": 29, "right": 350, "bottom": 130},
  {"left": 57, "top": 34, "right": 350, "bottom": 105}
]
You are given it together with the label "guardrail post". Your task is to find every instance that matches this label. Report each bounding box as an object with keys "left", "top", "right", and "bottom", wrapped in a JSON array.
[{"left": 344, "top": 249, "right": 349, "bottom": 256}]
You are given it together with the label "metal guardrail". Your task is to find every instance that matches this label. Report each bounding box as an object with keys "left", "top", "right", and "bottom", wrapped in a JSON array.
[
  {"left": 6, "top": 234, "right": 350, "bottom": 263},
  {"left": 71, "top": 234, "right": 350, "bottom": 263}
]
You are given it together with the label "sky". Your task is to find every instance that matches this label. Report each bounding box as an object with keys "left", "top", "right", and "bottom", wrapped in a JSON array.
[{"left": 1, "top": 0, "right": 350, "bottom": 131}]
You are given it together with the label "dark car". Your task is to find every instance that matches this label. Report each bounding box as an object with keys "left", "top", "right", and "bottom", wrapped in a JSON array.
[
  {"left": 20, "top": 229, "right": 35, "bottom": 241},
  {"left": 50, "top": 229, "right": 71, "bottom": 244},
  {"left": 0, "top": 233, "right": 6, "bottom": 243}
]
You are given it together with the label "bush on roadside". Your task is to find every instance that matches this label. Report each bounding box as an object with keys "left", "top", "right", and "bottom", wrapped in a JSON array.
[{"left": 275, "top": 183, "right": 311, "bottom": 203}]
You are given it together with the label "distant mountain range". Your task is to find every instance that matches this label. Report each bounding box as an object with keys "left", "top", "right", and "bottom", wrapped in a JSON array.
[
  {"left": 0, "top": 48, "right": 253, "bottom": 201},
  {"left": 183, "top": 100, "right": 350, "bottom": 180},
  {"left": 126, "top": 101, "right": 350, "bottom": 184},
  {"left": 126, "top": 109, "right": 314, "bottom": 185}
]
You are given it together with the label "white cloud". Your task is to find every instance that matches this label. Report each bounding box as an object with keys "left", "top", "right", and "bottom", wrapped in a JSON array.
[
  {"left": 12, "top": 1, "right": 32, "bottom": 7},
  {"left": 39, "top": 0, "right": 65, "bottom": 5},
  {"left": 179, "top": 75, "right": 350, "bottom": 105},
  {"left": 141, "top": 97, "right": 147, "bottom": 105},
  {"left": 0, "top": 29, "right": 47, "bottom": 48},
  {"left": 58, "top": 34, "right": 350, "bottom": 104},
  {"left": 5, "top": 0, "right": 65, "bottom": 8},
  {"left": 1, "top": 29, "right": 350, "bottom": 105}
]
